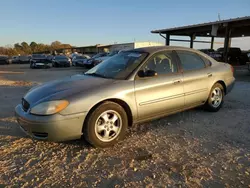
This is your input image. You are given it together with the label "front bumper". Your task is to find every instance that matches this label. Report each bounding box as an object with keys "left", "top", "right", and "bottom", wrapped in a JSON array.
[
  {"left": 55, "top": 62, "right": 70, "bottom": 67},
  {"left": 15, "top": 104, "right": 86, "bottom": 142},
  {"left": 32, "top": 62, "right": 49, "bottom": 68}
]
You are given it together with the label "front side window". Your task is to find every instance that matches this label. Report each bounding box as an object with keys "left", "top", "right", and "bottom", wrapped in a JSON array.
[
  {"left": 142, "top": 51, "right": 178, "bottom": 75},
  {"left": 176, "top": 51, "right": 205, "bottom": 71}
]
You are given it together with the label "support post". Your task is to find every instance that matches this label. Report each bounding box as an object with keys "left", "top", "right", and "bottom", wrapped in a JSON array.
[
  {"left": 190, "top": 35, "right": 194, "bottom": 48},
  {"left": 165, "top": 34, "right": 170, "bottom": 46},
  {"left": 210, "top": 36, "right": 214, "bottom": 49},
  {"left": 223, "top": 25, "right": 231, "bottom": 63}
]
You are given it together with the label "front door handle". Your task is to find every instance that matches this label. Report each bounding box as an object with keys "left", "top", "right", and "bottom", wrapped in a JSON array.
[
  {"left": 207, "top": 73, "right": 213, "bottom": 77},
  {"left": 173, "top": 80, "right": 181, "bottom": 84}
]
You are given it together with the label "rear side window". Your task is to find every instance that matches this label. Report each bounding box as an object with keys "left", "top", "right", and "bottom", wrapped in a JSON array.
[{"left": 176, "top": 51, "right": 206, "bottom": 71}]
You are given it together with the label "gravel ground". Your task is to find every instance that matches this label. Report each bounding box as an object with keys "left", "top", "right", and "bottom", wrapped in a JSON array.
[{"left": 0, "top": 64, "right": 250, "bottom": 187}]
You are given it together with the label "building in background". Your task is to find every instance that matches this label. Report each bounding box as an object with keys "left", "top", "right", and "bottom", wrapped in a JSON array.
[{"left": 108, "top": 42, "right": 164, "bottom": 52}]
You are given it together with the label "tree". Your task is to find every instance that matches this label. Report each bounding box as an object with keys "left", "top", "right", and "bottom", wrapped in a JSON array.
[
  {"left": 0, "top": 40, "right": 73, "bottom": 56},
  {"left": 21, "top": 42, "right": 29, "bottom": 49},
  {"left": 51, "top": 41, "right": 62, "bottom": 50},
  {"left": 21, "top": 42, "right": 31, "bottom": 54},
  {"left": 30, "top": 42, "right": 38, "bottom": 52},
  {"left": 14, "top": 43, "right": 22, "bottom": 50}
]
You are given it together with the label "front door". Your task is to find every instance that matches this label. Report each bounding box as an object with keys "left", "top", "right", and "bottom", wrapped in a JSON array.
[
  {"left": 134, "top": 50, "right": 184, "bottom": 120},
  {"left": 175, "top": 50, "right": 211, "bottom": 107}
]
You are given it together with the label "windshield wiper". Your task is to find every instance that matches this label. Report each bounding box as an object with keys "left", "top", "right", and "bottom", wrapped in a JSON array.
[{"left": 84, "top": 72, "right": 108, "bottom": 78}]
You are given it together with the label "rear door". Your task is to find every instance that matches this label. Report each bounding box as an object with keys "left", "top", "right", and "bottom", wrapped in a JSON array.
[{"left": 175, "top": 50, "right": 212, "bottom": 107}]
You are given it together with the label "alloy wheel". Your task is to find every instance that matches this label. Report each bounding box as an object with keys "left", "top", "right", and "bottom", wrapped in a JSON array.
[
  {"left": 211, "top": 87, "right": 223, "bottom": 108},
  {"left": 94, "top": 110, "right": 122, "bottom": 142}
]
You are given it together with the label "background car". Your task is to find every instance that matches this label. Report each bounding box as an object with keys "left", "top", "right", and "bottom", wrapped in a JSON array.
[
  {"left": 30, "top": 54, "right": 49, "bottom": 69},
  {"left": 83, "top": 52, "right": 108, "bottom": 68},
  {"left": 93, "top": 50, "right": 120, "bottom": 65},
  {"left": 15, "top": 46, "right": 235, "bottom": 148},
  {"left": 52, "top": 55, "right": 71, "bottom": 67},
  {"left": 11, "top": 56, "right": 20, "bottom": 64},
  {"left": 217, "top": 47, "right": 247, "bottom": 65},
  {"left": 72, "top": 55, "right": 90, "bottom": 67},
  {"left": 199, "top": 49, "right": 223, "bottom": 62},
  {"left": 46, "top": 55, "right": 54, "bottom": 63},
  {"left": 0, "top": 55, "right": 11, "bottom": 65},
  {"left": 19, "top": 55, "right": 31, "bottom": 64}
]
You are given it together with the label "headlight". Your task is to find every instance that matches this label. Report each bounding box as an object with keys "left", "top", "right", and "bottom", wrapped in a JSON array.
[{"left": 30, "top": 100, "right": 69, "bottom": 115}]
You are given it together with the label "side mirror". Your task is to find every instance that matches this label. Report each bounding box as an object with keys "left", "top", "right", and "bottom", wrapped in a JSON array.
[
  {"left": 137, "top": 70, "right": 145, "bottom": 77},
  {"left": 145, "top": 70, "right": 157, "bottom": 77},
  {"left": 137, "top": 70, "right": 157, "bottom": 78}
]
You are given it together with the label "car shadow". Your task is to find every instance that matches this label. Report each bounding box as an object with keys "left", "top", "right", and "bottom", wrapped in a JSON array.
[{"left": 0, "top": 117, "right": 27, "bottom": 138}]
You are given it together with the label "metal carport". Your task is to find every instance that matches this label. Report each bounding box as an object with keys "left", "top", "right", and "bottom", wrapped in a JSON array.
[{"left": 151, "top": 16, "right": 250, "bottom": 62}]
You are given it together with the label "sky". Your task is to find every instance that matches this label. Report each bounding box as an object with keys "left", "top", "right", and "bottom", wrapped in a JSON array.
[{"left": 0, "top": 0, "right": 250, "bottom": 50}]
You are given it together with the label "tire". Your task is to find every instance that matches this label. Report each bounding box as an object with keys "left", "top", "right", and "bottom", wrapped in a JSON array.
[
  {"left": 83, "top": 102, "right": 128, "bottom": 148},
  {"left": 204, "top": 83, "right": 224, "bottom": 112},
  {"left": 30, "top": 63, "right": 34, "bottom": 69}
]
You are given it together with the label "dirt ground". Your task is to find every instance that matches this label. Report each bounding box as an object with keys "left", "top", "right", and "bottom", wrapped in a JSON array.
[{"left": 0, "top": 64, "right": 250, "bottom": 187}]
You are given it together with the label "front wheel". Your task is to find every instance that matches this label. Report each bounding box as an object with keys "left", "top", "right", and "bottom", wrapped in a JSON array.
[
  {"left": 30, "top": 63, "right": 34, "bottom": 69},
  {"left": 204, "top": 83, "right": 224, "bottom": 112},
  {"left": 83, "top": 102, "right": 128, "bottom": 148}
]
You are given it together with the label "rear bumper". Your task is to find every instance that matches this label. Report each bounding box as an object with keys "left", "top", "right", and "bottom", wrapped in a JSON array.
[
  {"left": 226, "top": 78, "right": 235, "bottom": 94},
  {"left": 15, "top": 104, "right": 86, "bottom": 142}
]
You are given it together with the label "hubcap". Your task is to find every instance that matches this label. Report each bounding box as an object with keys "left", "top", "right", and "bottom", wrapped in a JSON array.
[
  {"left": 95, "top": 110, "right": 122, "bottom": 142},
  {"left": 211, "top": 87, "right": 222, "bottom": 108}
]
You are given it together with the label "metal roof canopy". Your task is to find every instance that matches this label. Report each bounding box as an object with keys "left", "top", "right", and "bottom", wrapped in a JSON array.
[{"left": 151, "top": 16, "right": 250, "bottom": 62}]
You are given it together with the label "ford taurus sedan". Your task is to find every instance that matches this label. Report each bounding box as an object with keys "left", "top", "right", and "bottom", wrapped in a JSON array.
[{"left": 15, "top": 46, "right": 235, "bottom": 148}]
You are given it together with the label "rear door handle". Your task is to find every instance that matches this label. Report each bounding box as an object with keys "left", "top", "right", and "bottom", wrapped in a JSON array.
[
  {"left": 173, "top": 80, "right": 181, "bottom": 84},
  {"left": 207, "top": 73, "right": 213, "bottom": 77}
]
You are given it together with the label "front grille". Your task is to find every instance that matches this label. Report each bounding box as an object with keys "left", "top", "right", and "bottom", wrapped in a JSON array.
[{"left": 22, "top": 98, "right": 30, "bottom": 112}]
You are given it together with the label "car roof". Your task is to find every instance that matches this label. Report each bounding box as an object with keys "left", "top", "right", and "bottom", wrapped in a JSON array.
[{"left": 128, "top": 46, "right": 201, "bottom": 54}]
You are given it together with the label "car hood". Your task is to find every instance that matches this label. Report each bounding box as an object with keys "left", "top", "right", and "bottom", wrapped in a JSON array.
[{"left": 24, "top": 74, "right": 114, "bottom": 105}]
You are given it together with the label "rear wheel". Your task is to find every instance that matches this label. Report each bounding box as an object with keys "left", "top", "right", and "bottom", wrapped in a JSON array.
[
  {"left": 83, "top": 102, "right": 128, "bottom": 148},
  {"left": 204, "top": 83, "right": 224, "bottom": 112}
]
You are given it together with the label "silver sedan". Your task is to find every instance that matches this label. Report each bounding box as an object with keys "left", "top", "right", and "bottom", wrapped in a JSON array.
[{"left": 15, "top": 46, "right": 235, "bottom": 147}]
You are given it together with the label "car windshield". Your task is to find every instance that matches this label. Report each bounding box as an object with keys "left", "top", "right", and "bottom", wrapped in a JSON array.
[
  {"left": 32, "top": 54, "right": 45, "bottom": 58},
  {"left": 85, "top": 51, "right": 148, "bottom": 79},
  {"left": 108, "top": 51, "right": 118, "bottom": 56},
  {"left": 91, "top": 53, "right": 106, "bottom": 59},
  {"left": 75, "top": 56, "right": 85, "bottom": 59},
  {"left": 55, "top": 56, "right": 68, "bottom": 60}
]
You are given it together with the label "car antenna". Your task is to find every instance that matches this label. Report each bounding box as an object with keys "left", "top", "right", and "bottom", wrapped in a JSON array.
[{"left": 218, "top": 13, "right": 221, "bottom": 21}]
